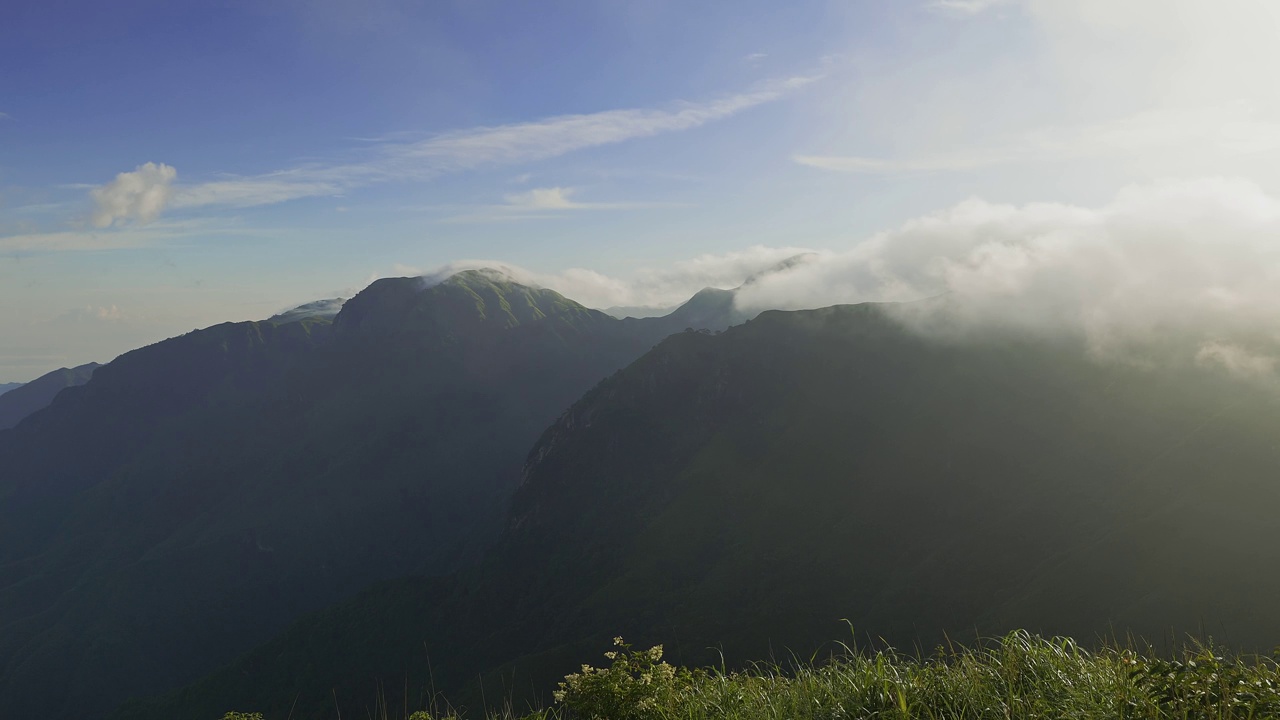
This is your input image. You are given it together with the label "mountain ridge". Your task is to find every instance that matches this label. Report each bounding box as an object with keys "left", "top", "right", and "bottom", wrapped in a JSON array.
[
  {"left": 112, "top": 300, "right": 1280, "bottom": 720},
  {"left": 0, "top": 362, "right": 99, "bottom": 431},
  {"left": 0, "top": 270, "right": 735, "bottom": 720}
]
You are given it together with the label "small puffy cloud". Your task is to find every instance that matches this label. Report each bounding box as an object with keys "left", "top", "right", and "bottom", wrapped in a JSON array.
[
  {"left": 90, "top": 162, "right": 176, "bottom": 228},
  {"left": 930, "top": 0, "right": 1018, "bottom": 14},
  {"left": 47, "top": 305, "right": 127, "bottom": 324},
  {"left": 95, "top": 305, "right": 123, "bottom": 321},
  {"left": 503, "top": 187, "right": 580, "bottom": 210}
]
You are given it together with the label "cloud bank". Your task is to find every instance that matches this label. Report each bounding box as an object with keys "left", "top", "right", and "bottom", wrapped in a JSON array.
[
  {"left": 412, "top": 177, "right": 1280, "bottom": 369},
  {"left": 733, "top": 177, "right": 1280, "bottom": 360}
]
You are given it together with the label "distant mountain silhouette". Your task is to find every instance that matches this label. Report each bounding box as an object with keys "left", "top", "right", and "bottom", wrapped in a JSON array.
[{"left": 0, "top": 362, "right": 99, "bottom": 430}]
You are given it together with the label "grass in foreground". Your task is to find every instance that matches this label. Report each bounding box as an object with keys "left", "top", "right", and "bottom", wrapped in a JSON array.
[{"left": 224, "top": 631, "right": 1280, "bottom": 720}]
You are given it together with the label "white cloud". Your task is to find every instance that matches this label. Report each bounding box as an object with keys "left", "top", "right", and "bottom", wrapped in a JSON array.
[
  {"left": 41, "top": 304, "right": 128, "bottom": 326},
  {"left": 803, "top": 0, "right": 1280, "bottom": 187},
  {"left": 402, "top": 76, "right": 817, "bottom": 171},
  {"left": 503, "top": 187, "right": 581, "bottom": 210},
  {"left": 0, "top": 219, "right": 238, "bottom": 254},
  {"left": 153, "top": 74, "right": 820, "bottom": 213},
  {"left": 403, "top": 245, "right": 814, "bottom": 310},
  {"left": 394, "top": 177, "right": 1280, "bottom": 369},
  {"left": 170, "top": 177, "right": 342, "bottom": 209},
  {"left": 90, "top": 162, "right": 177, "bottom": 227},
  {"left": 730, "top": 177, "right": 1280, "bottom": 361},
  {"left": 930, "top": 0, "right": 1018, "bottom": 14},
  {"left": 366, "top": 176, "right": 1280, "bottom": 372},
  {"left": 439, "top": 186, "right": 689, "bottom": 223}
]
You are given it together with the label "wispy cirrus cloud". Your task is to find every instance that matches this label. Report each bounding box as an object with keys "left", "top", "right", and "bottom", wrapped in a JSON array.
[
  {"left": 136, "top": 74, "right": 820, "bottom": 217},
  {"left": 439, "top": 186, "right": 688, "bottom": 223},
  {"left": 398, "top": 245, "right": 815, "bottom": 309},
  {"left": 0, "top": 218, "right": 239, "bottom": 254}
]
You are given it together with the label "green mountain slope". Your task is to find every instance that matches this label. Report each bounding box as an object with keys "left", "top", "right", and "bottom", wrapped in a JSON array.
[
  {"left": 0, "top": 271, "right": 687, "bottom": 720},
  {"left": 0, "top": 362, "right": 99, "bottom": 430},
  {"left": 119, "top": 302, "right": 1280, "bottom": 720}
]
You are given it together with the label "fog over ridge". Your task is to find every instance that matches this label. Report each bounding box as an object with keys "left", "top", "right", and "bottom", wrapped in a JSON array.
[
  {"left": 735, "top": 177, "right": 1280, "bottom": 362},
  {"left": 412, "top": 176, "right": 1280, "bottom": 375}
]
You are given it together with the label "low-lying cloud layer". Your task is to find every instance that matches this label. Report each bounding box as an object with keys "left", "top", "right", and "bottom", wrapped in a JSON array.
[
  {"left": 417, "top": 177, "right": 1280, "bottom": 370},
  {"left": 732, "top": 177, "right": 1280, "bottom": 361},
  {"left": 414, "top": 245, "right": 813, "bottom": 312}
]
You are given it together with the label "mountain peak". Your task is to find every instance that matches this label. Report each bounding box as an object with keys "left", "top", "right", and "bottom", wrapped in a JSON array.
[
  {"left": 333, "top": 272, "right": 590, "bottom": 339},
  {"left": 421, "top": 265, "right": 532, "bottom": 291}
]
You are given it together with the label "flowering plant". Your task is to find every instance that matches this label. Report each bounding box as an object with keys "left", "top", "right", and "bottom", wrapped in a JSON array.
[{"left": 553, "top": 637, "right": 685, "bottom": 720}]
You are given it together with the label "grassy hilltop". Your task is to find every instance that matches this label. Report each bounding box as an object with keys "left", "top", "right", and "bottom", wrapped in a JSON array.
[{"left": 221, "top": 632, "right": 1280, "bottom": 720}]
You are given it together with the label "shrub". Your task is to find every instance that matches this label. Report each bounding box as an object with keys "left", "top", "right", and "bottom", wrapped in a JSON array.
[{"left": 553, "top": 637, "right": 686, "bottom": 720}]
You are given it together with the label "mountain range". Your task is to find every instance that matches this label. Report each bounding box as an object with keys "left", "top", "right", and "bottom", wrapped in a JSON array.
[
  {"left": 0, "top": 271, "right": 736, "bottom": 720},
  {"left": 116, "top": 295, "right": 1280, "bottom": 720},
  {"left": 5, "top": 269, "right": 1280, "bottom": 720}
]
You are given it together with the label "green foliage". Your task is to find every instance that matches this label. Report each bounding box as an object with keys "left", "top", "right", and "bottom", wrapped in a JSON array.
[
  {"left": 1128, "top": 640, "right": 1280, "bottom": 717},
  {"left": 407, "top": 712, "right": 461, "bottom": 720},
  {"left": 544, "top": 631, "right": 1280, "bottom": 720},
  {"left": 553, "top": 638, "right": 685, "bottom": 720},
  {"left": 219, "top": 631, "right": 1280, "bottom": 719}
]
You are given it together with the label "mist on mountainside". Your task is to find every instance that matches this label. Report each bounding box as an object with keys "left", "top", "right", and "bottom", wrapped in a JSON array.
[{"left": 422, "top": 178, "right": 1280, "bottom": 383}]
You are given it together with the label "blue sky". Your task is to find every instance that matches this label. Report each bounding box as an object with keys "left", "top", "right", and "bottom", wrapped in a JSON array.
[{"left": 5, "top": 0, "right": 1280, "bottom": 381}]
